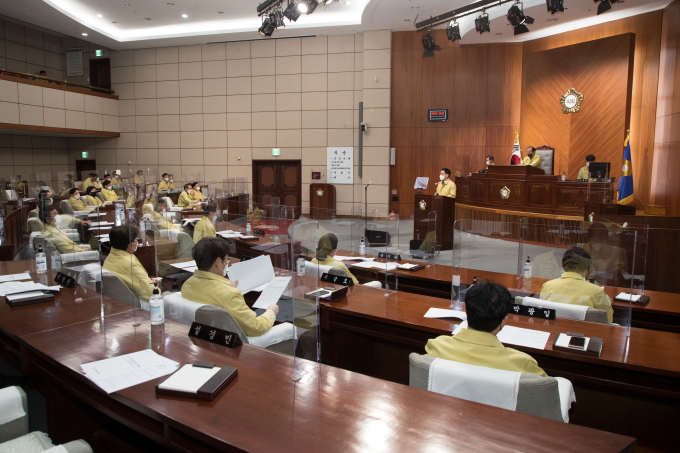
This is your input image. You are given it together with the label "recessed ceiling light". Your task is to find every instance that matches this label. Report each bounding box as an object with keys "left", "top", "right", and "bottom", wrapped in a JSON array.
[
  {"left": 124, "top": 3, "right": 131, "bottom": 6},
  {"left": 547, "top": 18, "right": 559, "bottom": 22},
  {"left": 166, "top": 2, "right": 174, "bottom": 4},
  {"left": 495, "top": 33, "right": 502, "bottom": 35},
  {"left": 145, "top": 17, "right": 151, "bottom": 20},
  {"left": 218, "top": 11, "right": 224, "bottom": 14},
  {"left": 182, "top": 14, "right": 188, "bottom": 18},
  {"left": 82, "top": 33, "right": 88, "bottom": 36},
  {"left": 111, "top": 21, "right": 118, "bottom": 23},
  {"left": 96, "top": 14, "right": 102, "bottom": 17},
  {"left": 404, "top": 19, "right": 410, "bottom": 21}
]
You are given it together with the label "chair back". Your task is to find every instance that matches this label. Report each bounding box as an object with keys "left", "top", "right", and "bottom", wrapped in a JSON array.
[
  {"left": 96, "top": 193, "right": 106, "bottom": 203},
  {"left": 408, "top": 353, "right": 564, "bottom": 422},
  {"left": 102, "top": 272, "right": 142, "bottom": 308},
  {"left": 60, "top": 200, "right": 74, "bottom": 215},
  {"left": 162, "top": 196, "right": 175, "bottom": 208},
  {"left": 515, "top": 296, "right": 608, "bottom": 324},
  {"left": 5, "top": 190, "right": 18, "bottom": 201},
  {"left": 176, "top": 231, "right": 195, "bottom": 258},
  {"left": 27, "top": 218, "right": 43, "bottom": 233},
  {"left": 535, "top": 146, "right": 555, "bottom": 175},
  {"left": 28, "top": 210, "right": 37, "bottom": 218}
]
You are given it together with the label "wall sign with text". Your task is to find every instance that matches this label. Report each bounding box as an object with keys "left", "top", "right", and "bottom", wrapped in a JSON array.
[
  {"left": 327, "top": 147, "right": 354, "bottom": 185},
  {"left": 428, "top": 109, "right": 448, "bottom": 122}
]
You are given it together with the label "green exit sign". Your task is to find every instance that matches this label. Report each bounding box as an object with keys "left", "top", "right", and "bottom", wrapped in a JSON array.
[
  {"left": 81, "top": 152, "right": 88, "bottom": 158},
  {"left": 95, "top": 50, "right": 102, "bottom": 57},
  {"left": 272, "top": 148, "right": 280, "bottom": 156}
]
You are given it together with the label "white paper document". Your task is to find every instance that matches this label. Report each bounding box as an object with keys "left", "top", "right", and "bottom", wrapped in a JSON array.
[
  {"left": 217, "top": 231, "right": 242, "bottom": 239},
  {"left": 333, "top": 255, "right": 375, "bottom": 262},
  {"left": 172, "top": 260, "right": 197, "bottom": 269},
  {"left": 182, "top": 218, "right": 201, "bottom": 225},
  {"left": 80, "top": 349, "right": 180, "bottom": 394},
  {"left": 615, "top": 292, "right": 641, "bottom": 302},
  {"left": 90, "top": 221, "right": 114, "bottom": 227},
  {"left": 0, "top": 281, "right": 61, "bottom": 297},
  {"left": 496, "top": 326, "right": 551, "bottom": 350},
  {"left": 0, "top": 273, "right": 32, "bottom": 283},
  {"left": 350, "top": 261, "right": 399, "bottom": 271},
  {"left": 424, "top": 308, "right": 467, "bottom": 320},
  {"left": 88, "top": 212, "right": 104, "bottom": 218},
  {"left": 397, "top": 263, "right": 420, "bottom": 270},
  {"left": 158, "top": 364, "right": 221, "bottom": 393},
  {"left": 253, "top": 277, "right": 292, "bottom": 309},
  {"left": 227, "top": 255, "right": 275, "bottom": 294}
]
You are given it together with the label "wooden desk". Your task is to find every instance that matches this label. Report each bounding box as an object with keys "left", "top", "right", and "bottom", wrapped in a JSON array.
[{"left": 318, "top": 284, "right": 679, "bottom": 451}]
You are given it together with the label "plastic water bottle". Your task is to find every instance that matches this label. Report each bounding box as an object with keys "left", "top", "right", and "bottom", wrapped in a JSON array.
[
  {"left": 561, "top": 171, "right": 566, "bottom": 181},
  {"left": 359, "top": 237, "right": 365, "bottom": 256},
  {"left": 36, "top": 245, "right": 47, "bottom": 274},
  {"left": 246, "top": 221, "right": 251, "bottom": 234},
  {"left": 149, "top": 284, "right": 164, "bottom": 325},
  {"left": 297, "top": 254, "right": 305, "bottom": 277},
  {"left": 50, "top": 251, "right": 61, "bottom": 271},
  {"left": 523, "top": 257, "right": 532, "bottom": 278}
]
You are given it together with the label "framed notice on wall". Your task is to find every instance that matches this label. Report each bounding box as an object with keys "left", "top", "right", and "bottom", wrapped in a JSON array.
[
  {"left": 66, "top": 48, "right": 83, "bottom": 77},
  {"left": 327, "top": 147, "right": 354, "bottom": 185}
]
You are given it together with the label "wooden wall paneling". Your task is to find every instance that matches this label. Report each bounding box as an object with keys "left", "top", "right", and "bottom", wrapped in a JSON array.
[
  {"left": 453, "top": 45, "right": 489, "bottom": 129},
  {"left": 650, "top": 143, "right": 670, "bottom": 208},
  {"left": 486, "top": 44, "right": 523, "bottom": 127},
  {"left": 657, "top": 3, "right": 678, "bottom": 119},
  {"left": 391, "top": 50, "right": 423, "bottom": 128},
  {"left": 668, "top": 142, "right": 680, "bottom": 215},
  {"left": 485, "top": 126, "right": 517, "bottom": 148}
]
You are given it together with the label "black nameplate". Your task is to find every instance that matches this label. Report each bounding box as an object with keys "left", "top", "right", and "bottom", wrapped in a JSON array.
[
  {"left": 253, "top": 228, "right": 265, "bottom": 235},
  {"left": 378, "top": 252, "right": 402, "bottom": 261},
  {"left": 189, "top": 322, "right": 243, "bottom": 348},
  {"left": 54, "top": 272, "right": 77, "bottom": 288},
  {"left": 509, "top": 304, "right": 556, "bottom": 320},
  {"left": 320, "top": 272, "right": 354, "bottom": 287}
]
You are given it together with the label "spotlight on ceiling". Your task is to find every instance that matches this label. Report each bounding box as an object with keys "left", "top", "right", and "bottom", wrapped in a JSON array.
[
  {"left": 475, "top": 11, "right": 490, "bottom": 34},
  {"left": 283, "top": 1, "right": 303, "bottom": 21},
  {"left": 258, "top": 15, "right": 276, "bottom": 37},
  {"left": 422, "top": 30, "right": 442, "bottom": 58},
  {"left": 446, "top": 20, "right": 461, "bottom": 42},
  {"left": 508, "top": 3, "right": 534, "bottom": 36},
  {"left": 546, "top": 0, "right": 564, "bottom": 14},
  {"left": 596, "top": 0, "right": 620, "bottom": 15},
  {"left": 272, "top": 9, "right": 285, "bottom": 28},
  {"left": 322, "top": 0, "right": 334, "bottom": 4},
  {"left": 298, "top": 0, "right": 319, "bottom": 15}
]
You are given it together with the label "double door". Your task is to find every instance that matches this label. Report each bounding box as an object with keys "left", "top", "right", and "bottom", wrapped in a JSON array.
[{"left": 252, "top": 160, "right": 302, "bottom": 218}]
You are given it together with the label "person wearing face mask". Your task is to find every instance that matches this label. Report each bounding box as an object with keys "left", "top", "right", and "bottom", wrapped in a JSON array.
[
  {"left": 167, "top": 174, "right": 177, "bottom": 191},
  {"left": 100, "top": 180, "right": 119, "bottom": 201},
  {"left": 577, "top": 154, "right": 596, "bottom": 180},
  {"left": 190, "top": 182, "right": 206, "bottom": 202},
  {"left": 181, "top": 238, "right": 279, "bottom": 336},
  {"left": 35, "top": 189, "right": 53, "bottom": 216},
  {"left": 133, "top": 170, "right": 145, "bottom": 186},
  {"left": 311, "top": 233, "right": 359, "bottom": 284},
  {"left": 85, "top": 186, "right": 103, "bottom": 207},
  {"left": 158, "top": 173, "right": 171, "bottom": 191},
  {"left": 103, "top": 225, "right": 156, "bottom": 302},
  {"left": 178, "top": 183, "right": 194, "bottom": 208},
  {"left": 435, "top": 168, "right": 456, "bottom": 198},
  {"left": 582, "top": 223, "right": 626, "bottom": 286},
  {"left": 111, "top": 172, "right": 122, "bottom": 186},
  {"left": 39, "top": 206, "right": 91, "bottom": 253},
  {"left": 540, "top": 246, "right": 613, "bottom": 323},
  {"left": 193, "top": 205, "right": 217, "bottom": 243},
  {"left": 486, "top": 155, "right": 495, "bottom": 168},
  {"left": 80, "top": 173, "right": 102, "bottom": 192},
  {"left": 67, "top": 188, "right": 92, "bottom": 212},
  {"left": 143, "top": 200, "right": 179, "bottom": 230},
  {"left": 520, "top": 146, "right": 542, "bottom": 168}
]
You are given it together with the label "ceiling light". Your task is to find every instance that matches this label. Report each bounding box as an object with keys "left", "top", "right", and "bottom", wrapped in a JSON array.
[
  {"left": 323, "top": 0, "right": 334, "bottom": 4},
  {"left": 508, "top": 3, "right": 534, "bottom": 36},
  {"left": 258, "top": 16, "right": 276, "bottom": 37},
  {"left": 422, "top": 30, "right": 441, "bottom": 58},
  {"left": 96, "top": 14, "right": 102, "bottom": 17},
  {"left": 475, "top": 11, "right": 490, "bottom": 34},
  {"left": 283, "top": 1, "right": 303, "bottom": 21},
  {"left": 446, "top": 20, "right": 461, "bottom": 42},
  {"left": 298, "top": 0, "right": 319, "bottom": 14},
  {"left": 82, "top": 33, "right": 88, "bottom": 36},
  {"left": 596, "top": 0, "right": 620, "bottom": 15},
  {"left": 166, "top": 2, "right": 174, "bottom": 4},
  {"left": 111, "top": 21, "right": 118, "bottom": 23},
  {"left": 546, "top": 0, "right": 564, "bottom": 14},
  {"left": 297, "top": 2, "right": 308, "bottom": 13},
  {"left": 182, "top": 14, "right": 188, "bottom": 18},
  {"left": 124, "top": 3, "right": 131, "bottom": 6}
]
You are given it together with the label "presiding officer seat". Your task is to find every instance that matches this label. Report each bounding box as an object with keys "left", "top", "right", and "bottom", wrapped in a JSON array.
[
  {"left": 409, "top": 353, "right": 573, "bottom": 422},
  {"left": 535, "top": 146, "right": 555, "bottom": 175}
]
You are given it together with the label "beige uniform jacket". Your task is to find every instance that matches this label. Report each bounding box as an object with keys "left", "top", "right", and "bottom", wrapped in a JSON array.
[
  {"left": 177, "top": 191, "right": 193, "bottom": 208},
  {"left": 133, "top": 175, "right": 145, "bottom": 185},
  {"left": 100, "top": 188, "right": 119, "bottom": 201},
  {"left": 193, "top": 216, "right": 216, "bottom": 243},
  {"left": 158, "top": 180, "right": 171, "bottom": 191},
  {"left": 191, "top": 190, "right": 206, "bottom": 202},
  {"left": 86, "top": 195, "right": 103, "bottom": 207},
  {"left": 435, "top": 179, "right": 456, "bottom": 198},
  {"left": 540, "top": 272, "right": 613, "bottom": 323},
  {"left": 43, "top": 224, "right": 84, "bottom": 254},
  {"left": 577, "top": 165, "right": 590, "bottom": 180},
  {"left": 150, "top": 212, "right": 178, "bottom": 230},
  {"left": 311, "top": 256, "right": 359, "bottom": 284},
  {"left": 582, "top": 242, "right": 626, "bottom": 286},
  {"left": 521, "top": 154, "right": 543, "bottom": 168},
  {"left": 110, "top": 178, "right": 122, "bottom": 186},
  {"left": 425, "top": 328, "right": 547, "bottom": 377},
  {"left": 80, "top": 179, "right": 102, "bottom": 191},
  {"left": 68, "top": 197, "right": 92, "bottom": 212},
  {"left": 103, "top": 248, "right": 155, "bottom": 301},
  {"left": 182, "top": 270, "right": 276, "bottom": 336}
]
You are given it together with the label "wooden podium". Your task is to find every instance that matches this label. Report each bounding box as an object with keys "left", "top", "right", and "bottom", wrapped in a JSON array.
[
  {"left": 413, "top": 193, "right": 455, "bottom": 250},
  {"left": 310, "top": 183, "right": 336, "bottom": 219}
]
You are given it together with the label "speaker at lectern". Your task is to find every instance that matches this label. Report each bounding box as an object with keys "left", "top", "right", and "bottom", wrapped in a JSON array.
[{"left": 413, "top": 176, "right": 455, "bottom": 251}]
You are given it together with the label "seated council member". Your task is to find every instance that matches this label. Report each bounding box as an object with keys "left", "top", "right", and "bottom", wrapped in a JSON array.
[
  {"left": 435, "top": 167, "right": 456, "bottom": 198},
  {"left": 190, "top": 182, "right": 206, "bottom": 202},
  {"left": 158, "top": 173, "right": 171, "bottom": 191},
  {"left": 133, "top": 170, "right": 145, "bottom": 185},
  {"left": 103, "top": 225, "right": 156, "bottom": 302},
  {"left": 142, "top": 201, "right": 178, "bottom": 230},
  {"left": 67, "top": 188, "right": 92, "bottom": 212},
  {"left": 80, "top": 173, "right": 102, "bottom": 191},
  {"left": 193, "top": 205, "right": 217, "bottom": 243},
  {"left": 486, "top": 155, "right": 495, "bottom": 167},
  {"left": 110, "top": 172, "right": 122, "bottom": 186},
  {"left": 582, "top": 223, "right": 626, "bottom": 286},
  {"left": 177, "top": 183, "right": 195, "bottom": 208},
  {"left": 426, "top": 280, "right": 547, "bottom": 377},
  {"left": 182, "top": 238, "right": 279, "bottom": 336},
  {"left": 39, "top": 206, "right": 91, "bottom": 253},
  {"left": 167, "top": 174, "right": 177, "bottom": 191},
  {"left": 85, "top": 186, "right": 103, "bottom": 207},
  {"left": 540, "top": 246, "right": 613, "bottom": 323},
  {"left": 100, "top": 179, "right": 119, "bottom": 201},
  {"left": 520, "top": 146, "right": 542, "bottom": 168},
  {"left": 311, "top": 233, "right": 359, "bottom": 284},
  {"left": 577, "top": 154, "right": 596, "bottom": 180}
]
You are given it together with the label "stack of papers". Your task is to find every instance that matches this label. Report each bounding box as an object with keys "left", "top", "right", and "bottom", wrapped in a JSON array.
[
  {"left": 253, "top": 277, "right": 292, "bottom": 309},
  {"left": 615, "top": 292, "right": 641, "bottom": 302},
  {"left": 88, "top": 212, "right": 104, "bottom": 218},
  {"left": 158, "top": 364, "right": 221, "bottom": 393},
  {"left": 182, "top": 218, "right": 201, "bottom": 226},
  {"left": 171, "top": 260, "right": 198, "bottom": 273},
  {"left": 90, "top": 221, "right": 114, "bottom": 227},
  {"left": 424, "top": 308, "right": 467, "bottom": 320},
  {"left": 496, "top": 326, "right": 551, "bottom": 350},
  {"left": 0, "top": 273, "right": 32, "bottom": 283},
  {"left": 81, "top": 350, "right": 179, "bottom": 394},
  {"left": 398, "top": 263, "right": 420, "bottom": 270},
  {"left": 333, "top": 255, "right": 375, "bottom": 262},
  {"left": 0, "top": 281, "right": 61, "bottom": 297},
  {"left": 350, "top": 261, "right": 399, "bottom": 271},
  {"left": 227, "top": 255, "right": 275, "bottom": 294},
  {"left": 98, "top": 235, "right": 110, "bottom": 243}
]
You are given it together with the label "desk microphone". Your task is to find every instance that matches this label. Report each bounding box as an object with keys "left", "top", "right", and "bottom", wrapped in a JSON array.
[
  {"left": 365, "top": 179, "right": 373, "bottom": 188},
  {"left": 500, "top": 150, "right": 515, "bottom": 165}
]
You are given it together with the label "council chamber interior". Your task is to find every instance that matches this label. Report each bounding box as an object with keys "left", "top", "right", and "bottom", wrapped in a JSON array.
[{"left": 0, "top": 0, "right": 678, "bottom": 452}]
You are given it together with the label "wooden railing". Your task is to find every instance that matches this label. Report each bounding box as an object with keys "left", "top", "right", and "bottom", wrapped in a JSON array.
[{"left": 0, "top": 68, "right": 115, "bottom": 95}]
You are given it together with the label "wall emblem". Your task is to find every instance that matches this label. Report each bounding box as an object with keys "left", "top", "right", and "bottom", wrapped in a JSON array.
[
  {"left": 500, "top": 186, "right": 511, "bottom": 200},
  {"left": 560, "top": 87, "right": 584, "bottom": 114},
  {"left": 316, "top": 189, "right": 324, "bottom": 196},
  {"left": 419, "top": 199, "right": 427, "bottom": 210}
]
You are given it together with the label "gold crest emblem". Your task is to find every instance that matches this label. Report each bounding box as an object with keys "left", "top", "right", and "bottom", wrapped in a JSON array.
[
  {"left": 316, "top": 189, "right": 324, "bottom": 196},
  {"left": 560, "top": 88, "right": 584, "bottom": 114},
  {"left": 500, "top": 186, "right": 511, "bottom": 200},
  {"left": 419, "top": 199, "right": 427, "bottom": 210}
]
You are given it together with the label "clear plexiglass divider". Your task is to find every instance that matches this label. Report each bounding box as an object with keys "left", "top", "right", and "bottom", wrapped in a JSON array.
[{"left": 291, "top": 220, "right": 321, "bottom": 380}]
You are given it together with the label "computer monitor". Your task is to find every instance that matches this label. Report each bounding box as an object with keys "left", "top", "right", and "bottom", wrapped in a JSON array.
[{"left": 588, "top": 162, "right": 611, "bottom": 181}]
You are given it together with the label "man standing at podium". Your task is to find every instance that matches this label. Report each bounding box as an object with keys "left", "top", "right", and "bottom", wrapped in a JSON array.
[
  {"left": 520, "top": 146, "right": 542, "bottom": 168},
  {"left": 435, "top": 168, "right": 456, "bottom": 198}
]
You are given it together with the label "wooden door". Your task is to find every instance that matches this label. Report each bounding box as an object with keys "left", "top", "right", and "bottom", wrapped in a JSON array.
[
  {"left": 89, "top": 58, "right": 111, "bottom": 90},
  {"left": 252, "top": 161, "right": 301, "bottom": 218}
]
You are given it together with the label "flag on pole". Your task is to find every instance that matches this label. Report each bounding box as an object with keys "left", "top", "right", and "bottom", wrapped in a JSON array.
[
  {"left": 510, "top": 130, "right": 521, "bottom": 165},
  {"left": 617, "top": 131, "right": 634, "bottom": 205}
]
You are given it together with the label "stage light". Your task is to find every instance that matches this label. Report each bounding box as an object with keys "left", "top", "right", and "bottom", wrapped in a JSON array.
[
  {"left": 596, "top": 0, "right": 620, "bottom": 15},
  {"left": 422, "top": 30, "right": 441, "bottom": 58},
  {"left": 546, "top": 0, "right": 564, "bottom": 14},
  {"left": 446, "top": 20, "right": 461, "bottom": 42},
  {"left": 283, "top": 1, "right": 303, "bottom": 21},
  {"left": 297, "top": 0, "right": 319, "bottom": 14},
  {"left": 475, "top": 11, "right": 490, "bottom": 34},
  {"left": 507, "top": 3, "right": 534, "bottom": 35},
  {"left": 258, "top": 16, "right": 276, "bottom": 37}
]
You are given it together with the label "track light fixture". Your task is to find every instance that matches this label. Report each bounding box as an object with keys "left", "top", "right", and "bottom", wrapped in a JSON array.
[
  {"left": 595, "top": 0, "right": 620, "bottom": 16},
  {"left": 475, "top": 10, "right": 490, "bottom": 34},
  {"left": 546, "top": 0, "right": 564, "bottom": 14},
  {"left": 283, "top": 0, "right": 303, "bottom": 21},
  {"left": 258, "top": 15, "right": 276, "bottom": 37},
  {"left": 507, "top": 2, "right": 534, "bottom": 36},
  {"left": 298, "top": 0, "right": 319, "bottom": 14},
  {"left": 422, "top": 29, "right": 442, "bottom": 58},
  {"left": 446, "top": 20, "right": 461, "bottom": 42}
]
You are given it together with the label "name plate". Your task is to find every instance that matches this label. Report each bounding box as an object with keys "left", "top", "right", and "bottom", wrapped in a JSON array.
[
  {"left": 510, "top": 304, "right": 556, "bottom": 320},
  {"left": 320, "top": 272, "right": 354, "bottom": 287},
  {"left": 253, "top": 229, "right": 266, "bottom": 235},
  {"left": 189, "top": 322, "right": 243, "bottom": 348},
  {"left": 54, "top": 272, "right": 77, "bottom": 288},
  {"left": 378, "top": 252, "right": 402, "bottom": 261}
]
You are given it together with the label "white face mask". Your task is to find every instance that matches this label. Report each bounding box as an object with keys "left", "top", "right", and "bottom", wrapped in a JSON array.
[
  {"left": 54, "top": 215, "right": 62, "bottom": 225},
  {"left": 132, "top": 241, "right": 139, "bottom": 253},
  {"left": 586, "top": 162, "right": 590, "bottom": 167},
  {"left": 486, "top": 161, "right": 490, "bottom": 166},
  {"left": 196, "top": 186, "right": 201, "bottom": 191},
  {"left": 439, "top": 175, "right": 445, "bottom": 181},
  {"left": 219, "top": 258, "right": 228, "bottom": 277},
  {"left": 169, "top": 179, "right": 173, "bottom": 182},
  {"left": 187, "top": 189, "right": 192, "bottom": 194},
  {"left": 164, "top": 177, "right": 168, "bottom": 181}
]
